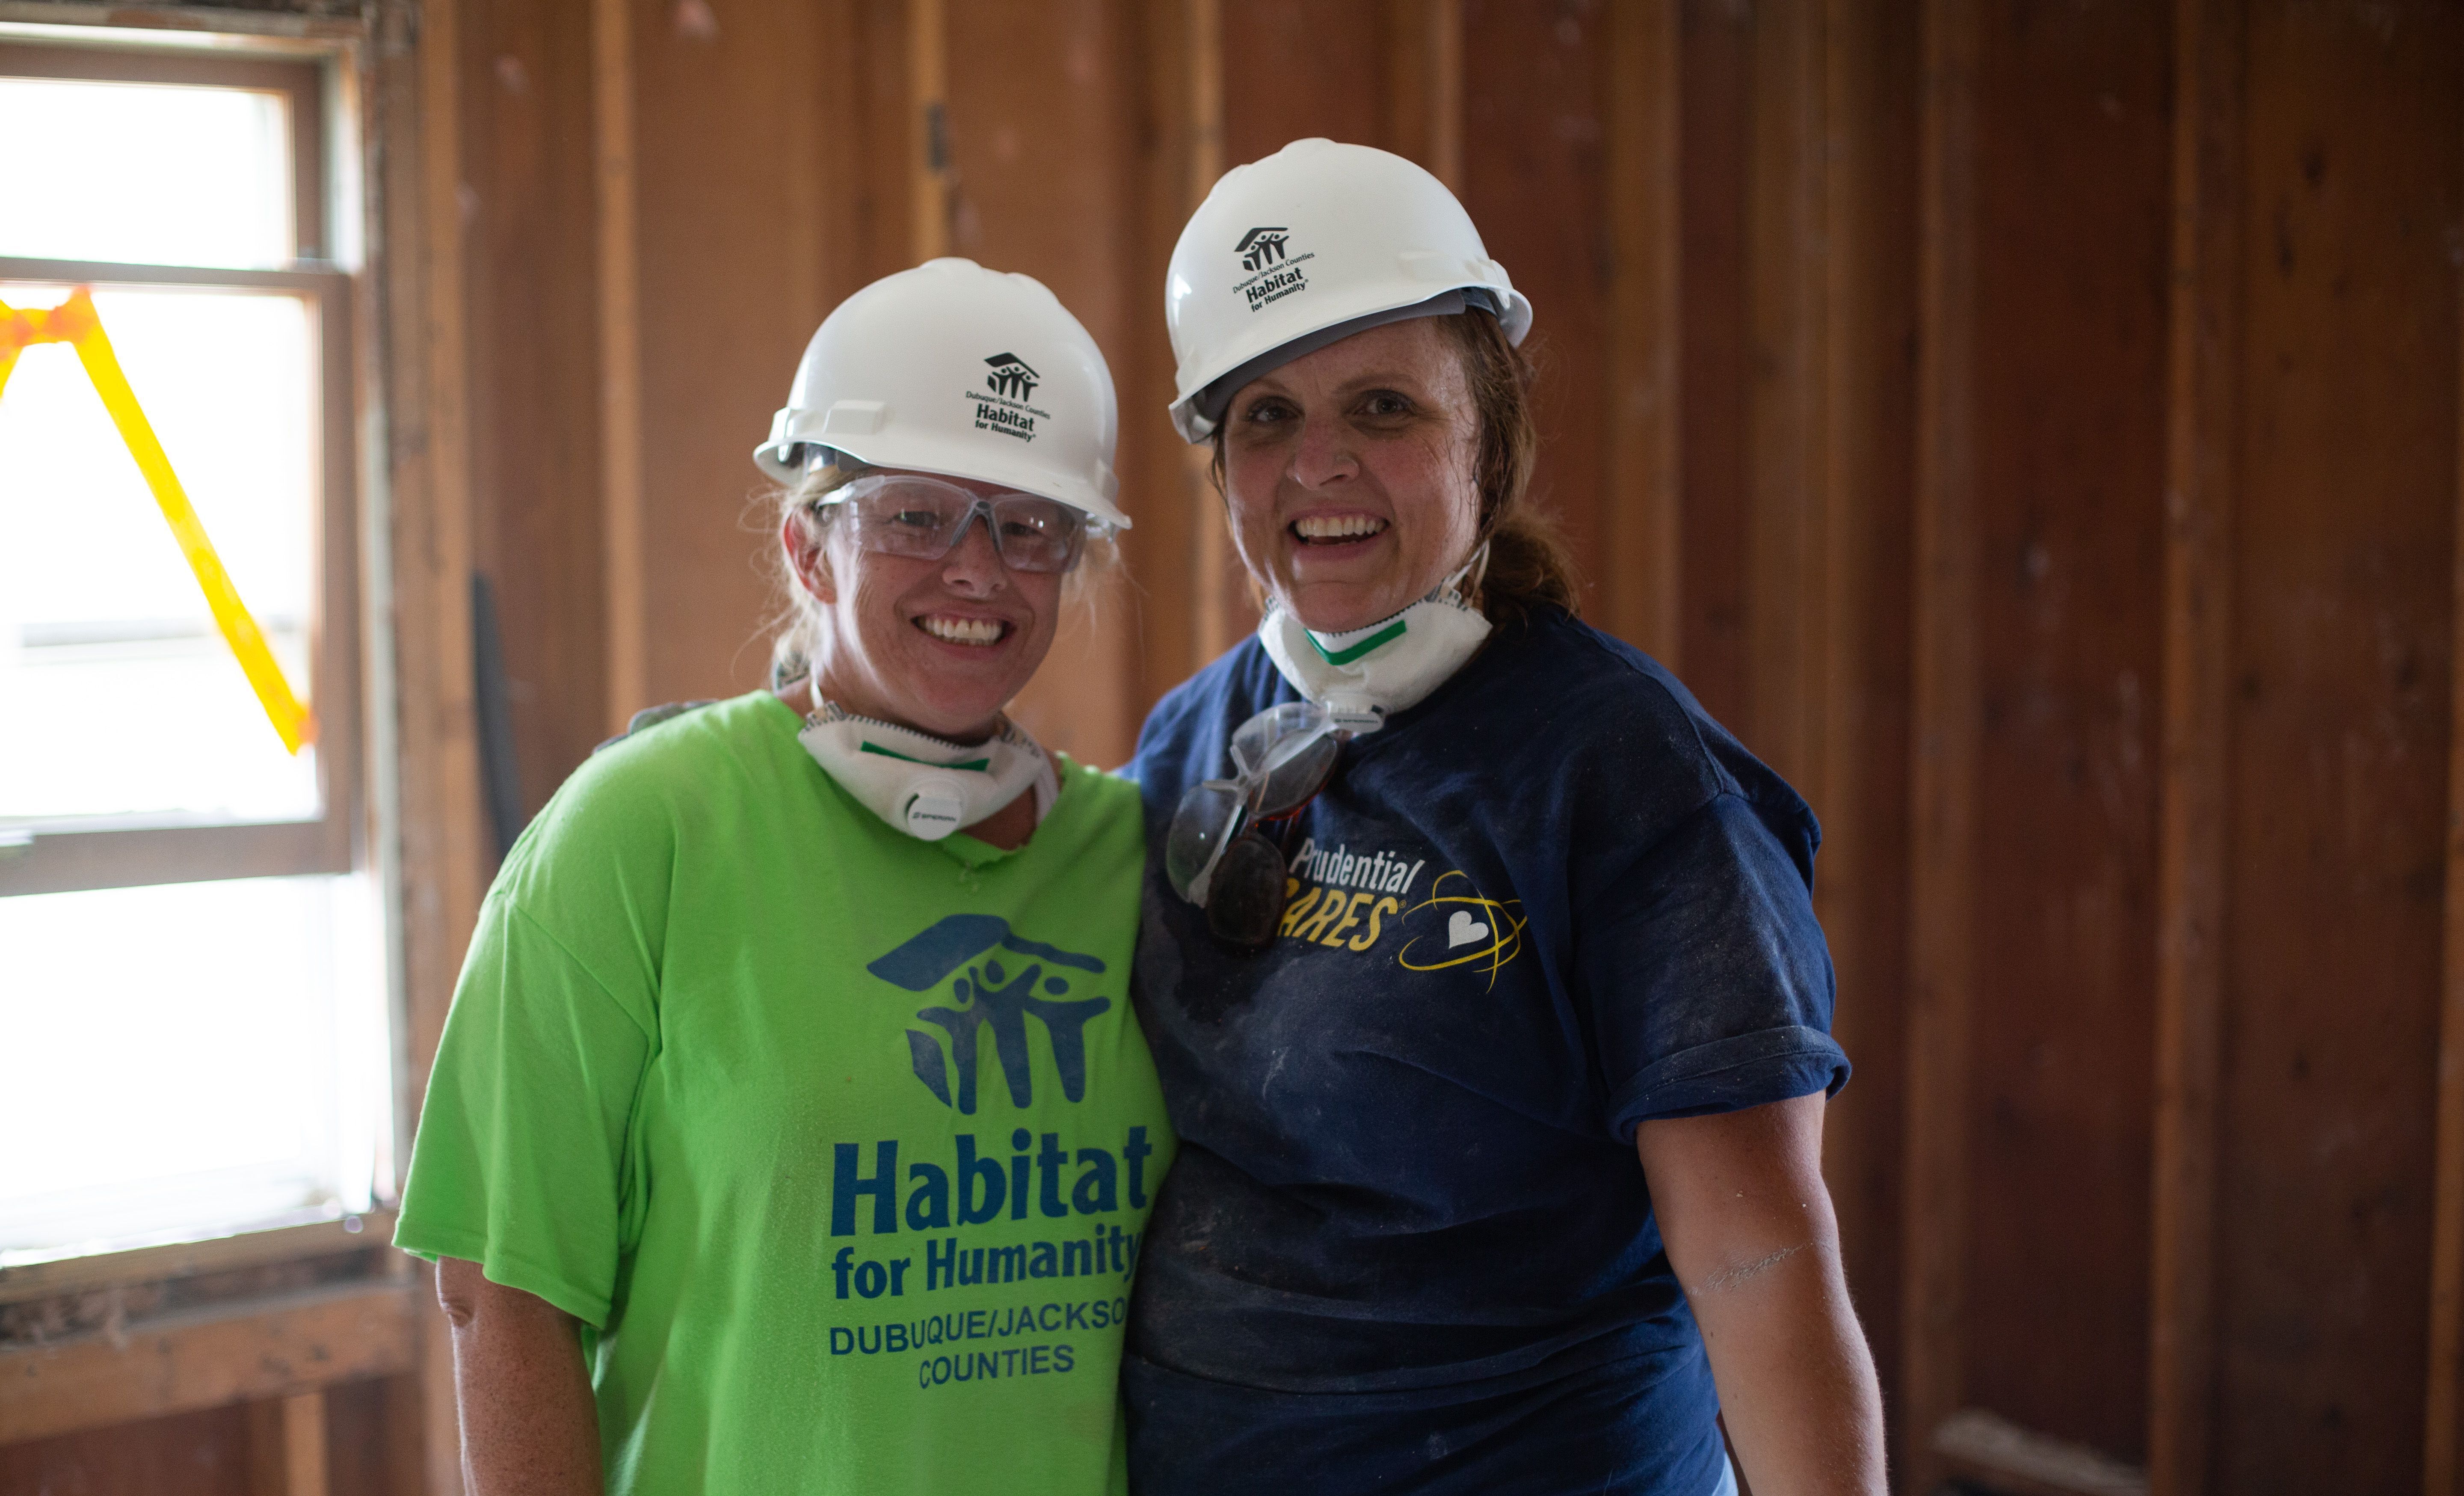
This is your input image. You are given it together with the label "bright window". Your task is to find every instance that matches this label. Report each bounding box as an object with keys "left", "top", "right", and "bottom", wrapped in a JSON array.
[
  {"left": 0, "top": 283, "right": 322, "bottom": 827},
  {"left": 0, "top": 42, "right": 386, "bottom": 1263}
]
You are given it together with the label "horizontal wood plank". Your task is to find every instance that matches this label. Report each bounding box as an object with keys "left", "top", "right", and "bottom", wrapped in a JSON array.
[
  {"left": 0, "top": 1282, "right": 418, "bottom": 1446},
  {"left": 0, "top": 817, "right": 348, "bottom": 897},
  {"left": 0, "top": 1214, "right": 394, "bottom": 1306}
]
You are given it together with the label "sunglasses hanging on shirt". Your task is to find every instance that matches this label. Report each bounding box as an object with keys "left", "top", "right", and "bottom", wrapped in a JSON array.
[{"left": 1165, "top": 701, "right": 1346, "bottom": 951}]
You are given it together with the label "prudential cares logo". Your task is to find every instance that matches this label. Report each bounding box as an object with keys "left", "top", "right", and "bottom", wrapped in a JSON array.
[
  {"left": 968, "top": 353, "right": 1049, "bottom": 445},
  {"left": 1232, "top": 226, "right": 1314, "bottom": 312},
  {"left": 869, "top": 914, "right": 1112, "bottom": 1114}
]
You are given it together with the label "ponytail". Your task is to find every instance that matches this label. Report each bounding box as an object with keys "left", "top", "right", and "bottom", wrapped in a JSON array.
[{"left": 1436, "top": 309, "right": 1579, "bottom": 625}]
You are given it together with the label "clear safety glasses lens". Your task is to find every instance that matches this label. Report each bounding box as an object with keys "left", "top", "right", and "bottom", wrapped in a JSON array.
[
  {"left": 1164, "top": 702, "right": 1344, "bottom": 951},
  {"left": 1229, "top": 701, "right": 1342, "bottom": 817},
  {"left": 821, "top": 475, "right": 1089, "bottom": 574}
]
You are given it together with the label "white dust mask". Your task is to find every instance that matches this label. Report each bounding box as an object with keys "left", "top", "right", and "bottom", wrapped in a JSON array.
[
  {"left": 797, "top": 696, "right": 1057, "bottom": 840},
  {"left": 1258, "top": 553, "right": 1493, "bottom": 734}
]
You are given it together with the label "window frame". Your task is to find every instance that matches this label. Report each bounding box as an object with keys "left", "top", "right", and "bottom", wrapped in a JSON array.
[{"left": 0, "top": 42, "right": 364, "bottom": 899}]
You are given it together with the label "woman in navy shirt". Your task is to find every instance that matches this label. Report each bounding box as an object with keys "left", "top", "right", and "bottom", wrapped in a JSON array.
[{"left": 1124, "top": 139, "right": 1886, "bottom": 1496}]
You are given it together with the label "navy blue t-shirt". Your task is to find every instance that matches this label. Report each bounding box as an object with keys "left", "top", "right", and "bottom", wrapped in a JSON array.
[{"left": 1121, "top": 606, "right": 1848, "bottom": 1496}]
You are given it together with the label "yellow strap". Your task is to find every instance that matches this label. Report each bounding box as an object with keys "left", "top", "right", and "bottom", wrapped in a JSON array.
[{"left": 0, "top": 290, "right": 316, "bottom": 754}]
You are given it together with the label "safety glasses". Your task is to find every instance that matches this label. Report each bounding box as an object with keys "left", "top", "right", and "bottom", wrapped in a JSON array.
[
  {"left": 815, "top": 473, "right": 1091, "bottom": 575},
  {"left": 1166, "top": 701, "right": 1344, "bottom": 950}
]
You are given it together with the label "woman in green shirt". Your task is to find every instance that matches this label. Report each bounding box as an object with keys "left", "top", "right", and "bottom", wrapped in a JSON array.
[{"left": 395, "top": 258, "right": 1174, "bottom": 1495}]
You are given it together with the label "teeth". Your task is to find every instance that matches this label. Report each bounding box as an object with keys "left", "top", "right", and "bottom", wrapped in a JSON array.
[
  {"left": 920, "top": 615, "right": 1004, "bottom": 646},
  {"left": 1293, "top": 514, "right": 1387, "bottom": 541}
]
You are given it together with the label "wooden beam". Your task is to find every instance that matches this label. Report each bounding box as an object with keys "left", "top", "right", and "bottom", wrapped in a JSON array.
[
  {"left": 285, "top": 1390, "right": 331, "bottom": 1496},
  {"left": 1745, "top": 0, "right": 1826, "bottom": 790},
  {"left": 1383, "top": 0, "right": 1461, "bottom": 192},
  {"left": 0, "top": 1283, "right": 418, "bottom": 1447},
  {"left": 390, "top": 0, "right": 483, "bottom": 1483},
  {"left": 593, "top": 0, "right": 646, "bottom": 733},
  {"left": 247, "top": 1389, "right": 333, "bottom": 1496},
  {"left": 1901, "top": 1, "right": 1980, "bottom": 1490},
  {"left": 2147, "top": 2, "right": 2242, "bottom": 1492},
  {"left": 1933, "top": 1409, "right": 2149, "bottom": 1496},
  {"left": 2428, "top": 85, "right": 2464, "bottom": 1496},
  {"left": 1602, "top": 0, "right": 1680, "bottom": 667},
  {"left": 0, "top": 1, "right": 365, "bottom": 40},
  {"left": 909, "top": 0, "right": 950, "bottom": 261},
  {"left": 1810, "top": 0, "right": 1918, "bottom": 1434},
  {"left": 0, "top": 1215, "right": 393, "bottom": 1305},
  {"left": 1181, "top": 0, "right": 1236, "bottom": 670}
]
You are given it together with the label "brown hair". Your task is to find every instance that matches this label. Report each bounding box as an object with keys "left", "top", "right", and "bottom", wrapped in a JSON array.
[
  {"left": 1434, "top": 309, "right": 1579, "bottom": 623},
  {"left": 1208, "top": 309, "right": 1580, "bottom": 625}
]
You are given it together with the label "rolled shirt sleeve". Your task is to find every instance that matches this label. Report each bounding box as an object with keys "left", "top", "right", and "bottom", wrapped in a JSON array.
[{"left": 1581, "top": 793, "right": 1848, "bottom": 1141}]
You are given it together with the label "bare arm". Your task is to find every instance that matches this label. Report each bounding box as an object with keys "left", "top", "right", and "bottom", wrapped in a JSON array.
[
  {"left": 1636, "top": 1094, "right": 1885, "bottom": 1495},
  {"left": 435, "top": 1256, "right": 603, "bottom": 1496}
]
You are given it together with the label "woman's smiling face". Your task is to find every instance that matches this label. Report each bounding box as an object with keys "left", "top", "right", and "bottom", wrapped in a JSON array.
[
  {"left": 1218, "top": 317, "right": 1483, "bottom": 635},
  {"left": 782, "top": 472, "right": 1065, "bottom": 741}
]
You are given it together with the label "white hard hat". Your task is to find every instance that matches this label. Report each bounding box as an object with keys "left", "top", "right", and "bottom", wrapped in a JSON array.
[
  {"left": 1164, "top": 138, "right": 1532, "bottom": 444},
  {"left": 755, "top": 258, "right": 1128, "bottom": 530}
]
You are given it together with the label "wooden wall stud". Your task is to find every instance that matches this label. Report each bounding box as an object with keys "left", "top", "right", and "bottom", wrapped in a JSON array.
[
  {"left": 909, "top": 0, "right": 951, "bottom": 262},
  {"left": 594, "top": 0, "right": 647, "bottom": 733},
  {"left": 2428, "top": 77, "right": 2464, "bottom": 1496},
  {"left": 1902, "top": 1, "right": 1982, "bottom": 1487},
  {"left": 2147, "top": 2, "right": 2244, "bottom": 1491},
  {"left": 1603, "top": 0, "right": 1681, "bottom": 668}
]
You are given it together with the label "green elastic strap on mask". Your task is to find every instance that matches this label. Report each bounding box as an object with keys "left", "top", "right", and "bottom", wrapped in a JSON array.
[
  {"left": 859, "top": 741, "right": 991, "bottom": 772},
  {"left": 1306, "top": 617, "right": 1407, "bottom": 667}
]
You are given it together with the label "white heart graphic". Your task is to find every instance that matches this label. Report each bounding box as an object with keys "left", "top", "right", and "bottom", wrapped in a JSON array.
[{"left": 1447, "top": 910, "right": 1491, "bottom": 949}]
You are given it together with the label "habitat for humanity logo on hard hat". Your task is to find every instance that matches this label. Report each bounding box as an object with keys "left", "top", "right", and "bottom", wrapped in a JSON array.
[
  {"left": 1232, "top": 226, "right": 1314, "bottom": 312},
  {"left": 968, "top": 353, "right": 1050, "bottom": 444}
]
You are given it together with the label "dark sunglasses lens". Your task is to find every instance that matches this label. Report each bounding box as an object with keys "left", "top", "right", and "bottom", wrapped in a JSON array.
[
  {"left": 1204, "top": 832, "right": 1291, "bottom": 952},
  {"left": 1252, "top": 731, "right": 1339, "bottom": 818},
  {"left": 1166, "top": 781, "right": 1245, "bottom": 902}
]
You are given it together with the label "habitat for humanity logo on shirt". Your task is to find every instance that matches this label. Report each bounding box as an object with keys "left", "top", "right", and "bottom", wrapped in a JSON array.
[
  {"left": 823, "top": 912, "right": 1162, "bottom": 1397},
  {"left": 869, "top": 913, "right": 1114, "bottom": 1113}
]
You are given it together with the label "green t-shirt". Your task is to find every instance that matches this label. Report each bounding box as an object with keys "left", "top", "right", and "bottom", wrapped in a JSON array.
[{"left": 396, "top": 691, "right": 1176, "bottom": 1495}]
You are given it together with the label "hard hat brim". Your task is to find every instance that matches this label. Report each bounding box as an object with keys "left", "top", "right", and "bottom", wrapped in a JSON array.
[
  {"left": 1167, "top": 277, "right": 1532, "bottom": 444},
  {"left": 754, "top": 418, "right": 1131, "bottom": 532}
]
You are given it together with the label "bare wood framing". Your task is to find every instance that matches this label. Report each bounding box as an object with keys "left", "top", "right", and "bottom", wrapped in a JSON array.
[
  {"left": 0, "top": 1281, "right": 417, "bottom": 1446},
  {"left": 1125, "top": 0, "right": 1206, "bottom": 703},
  {"left": 249, "top": 1388, "right": 333, "bottom": 1496},
  {"left": 0, "top": 1214, "right": 392, "bottom": 1305},
  {"left": 1383, "top": 0, "right": 1461, "bottom": 191},
  {"left": 0, "top": 3, "right": 364, "bottom": 42},
  {"left": 1901, "top": 2, "right": 1981, "bottom": 1490},
  {"left": 287, "top": 1388, "right": 332, "bottom": 1496},
  {"left": 1933, "top": 1408, "right": 2149, "bottom": 1496},
  {"left": 2428, "top": 71, "right": 2464, "bottom": 1496},
  {"left": 2147, "top": 2, "right": 2243, "bottom": 1491},
  {"left": 1810, "top": 0, "right": 1910, "bottom": 1428},
  {"left": 0, "top": 818, "right": 343, "bottom": 896},
  {"left": 1181, "top": 0, "right": 1235, "bottom": 668},
  {"left": 908, "top": 0, "right": 949, "bottom": 261},
  {"left": 387, "top": 0, "right": 486, "bottom": 1484},
  {"left": 1602, "top": 0, "right": 1680, "bottom": 666},
  {"left": 1745, "top": 0, "right": 1827, "bottom": 790},
  {"left": 593, "top": 0, "right": 645, "bottom": 734}
]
